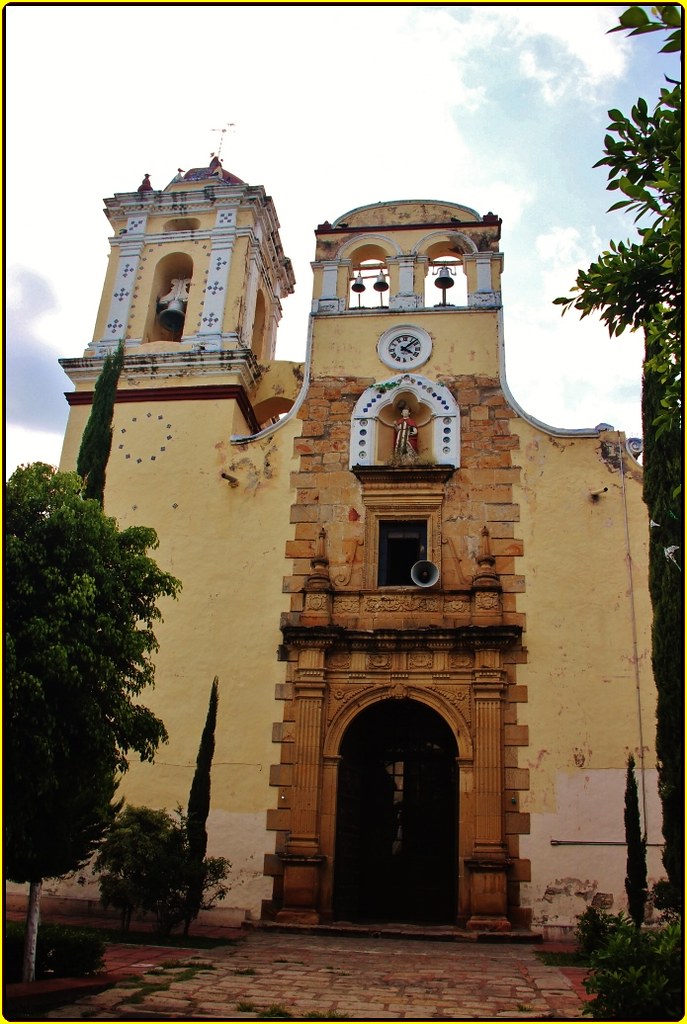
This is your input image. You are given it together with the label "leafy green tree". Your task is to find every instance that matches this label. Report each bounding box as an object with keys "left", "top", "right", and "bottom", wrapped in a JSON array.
[
  {"left": 76, "top": 342, "right": 124, "bottom": 505},
  {"left": 184, "top": 677, "right": 219, "bottom": 934},
  {"left": 555, "top": 3, "right": 682, "bottom": 901},
  {"left": 4, "top": 463, "right": 180, "bottom": 978},
  {"left": 624, "top": 754, "right": 648, "bottom": 927},
  {"left": 643, "top": 344, "right": 683, "bottom": 898},
  {"left": 554, "top": 6, "right": 681, "bottom": 440}
]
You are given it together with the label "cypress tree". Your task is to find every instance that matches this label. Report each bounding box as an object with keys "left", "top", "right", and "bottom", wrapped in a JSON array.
[
  {"left": 184, "top": 677, "right": 219, "bottom": 933},
  {"left": 76, "top": 342, "right": 124, "bottom": 505},
  {"left": 624, "top": 754, "right": 648, "bottom": 927},
  {"left": 642, "top": 334, "right": 683, "bottom": 901}
]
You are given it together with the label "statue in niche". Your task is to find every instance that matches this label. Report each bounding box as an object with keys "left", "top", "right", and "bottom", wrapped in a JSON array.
[{"left": 393, "top": 403, "right": 418, "bottom": 463}]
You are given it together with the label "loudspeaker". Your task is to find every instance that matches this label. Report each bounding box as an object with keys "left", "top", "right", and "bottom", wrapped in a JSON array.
[{"left": 410, "top": 560, "right": 440, "bottom": 587}]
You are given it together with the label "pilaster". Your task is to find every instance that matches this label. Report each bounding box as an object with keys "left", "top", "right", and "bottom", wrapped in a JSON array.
[
  {"left": 277, "top": 647, "right": 327, "bottom": 923},
  {"left": 198, "top": 207, "right": 237, "bottom": 348},
  {"left": 93, "top": 214, "right": 148, "bottom": 349},
  {"left": 466, "top": 648, "right": 511, "bottom": 931}
]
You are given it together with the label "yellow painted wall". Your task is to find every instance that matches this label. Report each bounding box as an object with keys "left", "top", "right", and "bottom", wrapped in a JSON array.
[
  {"left": 309, "top": 310, "right": 500, "bottom": 379},
  {"left": 56, "top": 389, "right": 300, "bottom": 915},
  {"left": 510, "top": 421, "right": 659, "bottom": 927}
]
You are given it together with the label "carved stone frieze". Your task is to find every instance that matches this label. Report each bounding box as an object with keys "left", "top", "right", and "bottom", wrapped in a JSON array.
[
  {"left": 364, "top": 594, "right": 440, "bottom": 613},
  {"left": 367, "top": 653, "right": 392, "bottom": 670},
  {"left": 328, "top": 684, "right": 370, "bottom": 725},
  {"left": 432, "top": 684, "right": 472, "bottom": 723},
  {"left": 326, "top": 651, "right": 351, "bottom": 670},
  {"left": 408, "top": 651, "right": 433, "bottom": 669},
  {"left": 449, "top": 652, "right": 474, "bottom": 669}
]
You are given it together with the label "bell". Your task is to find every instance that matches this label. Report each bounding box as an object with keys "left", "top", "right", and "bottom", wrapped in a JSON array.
[
  {"left": 158, "top": 298, "right": 186, "bottom": 334},
  {"left": 351, "top": 272, "right": 366, "bottom": 293},
  {"left": 373, "top": 272, "right": 389, "bottom": 292},
  {"left": 434, "top": 266, "right": 455, "bottom": 290}
]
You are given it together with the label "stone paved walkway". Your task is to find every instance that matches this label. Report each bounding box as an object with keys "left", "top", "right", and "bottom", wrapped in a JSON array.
[{"left": 40, "top": 929, "right": 587, "bottom": 1021}]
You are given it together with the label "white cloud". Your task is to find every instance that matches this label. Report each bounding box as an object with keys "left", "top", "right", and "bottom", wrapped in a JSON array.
[
  {"left": 501, "top": 5, "right": 628, "bottom": 98},
  {"left": 5, "top": 426, "right": 65, "bottom": 477}
]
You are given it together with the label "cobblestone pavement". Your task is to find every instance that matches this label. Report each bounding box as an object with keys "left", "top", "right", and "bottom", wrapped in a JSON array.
[{"left": 42, "top": 929, "right": 586, "bottom": 1021}]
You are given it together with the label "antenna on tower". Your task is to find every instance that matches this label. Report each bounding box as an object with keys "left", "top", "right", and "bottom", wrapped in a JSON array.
[{"left": 211, "top": 123, "right": 236, "bottom": 161}]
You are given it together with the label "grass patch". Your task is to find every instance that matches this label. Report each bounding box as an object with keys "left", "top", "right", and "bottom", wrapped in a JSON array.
[
  {"left": 235, "top": 967, "right": 257, "bottom": 975},
  {"left": 236, "top": 1000, "right": 257, "bottom": 1012},
  {"left": 263, "top": 1004, "right": 292, "bottom": 1018},
  {"left": 304, "top": 1013, "right": 350, "bottom": 1020},
  {"left": 120, "top": 963, "right": 213, "bottom": 1005}
]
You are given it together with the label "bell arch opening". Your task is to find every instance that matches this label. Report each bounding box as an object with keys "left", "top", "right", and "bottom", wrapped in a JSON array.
[
  {"left": 333, "top": 698, "right": 458, "bottom": 924},
  {"left": 145, "top": 252, "right": 194, "bottom": 344}
]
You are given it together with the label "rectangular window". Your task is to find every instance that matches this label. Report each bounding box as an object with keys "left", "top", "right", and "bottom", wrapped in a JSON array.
[{"left": 378, "top": 520, "right": 427, "bottom": 586}]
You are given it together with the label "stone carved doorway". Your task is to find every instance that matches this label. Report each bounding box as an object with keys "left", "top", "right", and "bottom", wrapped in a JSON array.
[{"left": 333, "top": 699, "right": 458, "bottom": 924}]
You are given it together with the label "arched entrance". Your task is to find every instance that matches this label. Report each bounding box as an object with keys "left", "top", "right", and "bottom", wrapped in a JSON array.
[{"left": 334, "top": 698, "right": 457, "bottom": 924}]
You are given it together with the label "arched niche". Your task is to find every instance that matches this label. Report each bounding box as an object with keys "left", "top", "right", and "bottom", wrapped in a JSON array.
[
  {"left": 145, "top": 251, "right": 194, "bottom": 344},
  {"left": 350, "top": 373, "right": 460, "bottom": 469},
  {"left": 415, "top": 231, "right": 476, "bottom": 308},
  {"left": 338, "top": 235, "right": 401, "bottom": 311},
  {"left": 162, "top": 217, "right": 201, "bottom": 233},
  {"left": 251, "top": 288, "right": 268, "bottom": 359},
  {"left": 253, "top": 395, "right": 294, "bottom": 427},
  {"left": 413, "top": 230, "right": 478, "bottom": 259},
  {"left": 337, "top": 234, "right": 402, "bottom": 263}
]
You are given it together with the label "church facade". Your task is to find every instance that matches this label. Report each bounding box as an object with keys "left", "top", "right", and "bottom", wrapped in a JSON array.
[{"left": 51, "top": 158, "right": 661, "bottom": 934}]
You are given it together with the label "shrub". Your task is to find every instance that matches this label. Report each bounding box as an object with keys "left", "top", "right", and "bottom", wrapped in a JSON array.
[
  {"left": 575, "top": 906, "right": 625, "bottom": 956},
  {"left": 5, "top": 922, "right": 26, "bottom": 982},
  {"left": 95, "top": 804, "right": 230, "bottom": 936},
  {"left": 39, "top": 924, "right": 106, "bottom": 978},
  {"left": 5, "top": 922, "right": 105, "bottom": 981},
  {"left": 652, "top": 879, "right": 682, "bottom": 923},
  {"left": 95, "top": 805, "right": 178, "bottom": 931},
  {"left": 583, "top": 919, "right": 683, "bottom": 1020}
]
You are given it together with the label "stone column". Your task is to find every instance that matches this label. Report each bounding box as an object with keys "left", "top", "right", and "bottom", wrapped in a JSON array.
[
  {"left": 318, "top": 754, "right": 341, "bottom": 921},
  {"left": 277, "top": 647, "right": 326, "bottom": 923},
  {"left": 466, "top": 648, "right": 511, "bottom": 930},
  {"left": 463, "top": 252, "right": 502, "bottom": 308},
  {"left": 388, "top": 256, "right": 422, "bottom": 311}
]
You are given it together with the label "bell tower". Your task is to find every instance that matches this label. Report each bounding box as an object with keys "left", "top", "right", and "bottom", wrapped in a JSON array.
[
  {"left": 60, "top": 157, "right": 299, "bottom": 468},
  {"left": 269, "top": 199, "right": 528, "bottom": 930},
  {"left": 88, "top": 157, "right": 294, "bottom": 358}
]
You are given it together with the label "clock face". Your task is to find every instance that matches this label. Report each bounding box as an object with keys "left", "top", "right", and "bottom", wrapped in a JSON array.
[
  {"left": 388, "top": 334, "right": 422, "bottom": 363},
  {"left": 378, "top": 327, "right": 432, "bottom": 370}
]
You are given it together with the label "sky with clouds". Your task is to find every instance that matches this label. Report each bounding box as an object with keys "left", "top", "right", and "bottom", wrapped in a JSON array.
[{"left": 5, "top": 3, "right": 679, "bottom": 476}]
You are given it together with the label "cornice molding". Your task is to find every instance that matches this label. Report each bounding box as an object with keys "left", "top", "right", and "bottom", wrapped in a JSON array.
[
  {"left": 280, "top": 623, "right": 522, "bottom": 651},
  {"left": 64, "top": 382, "right": 261, "bottom": 434}
]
